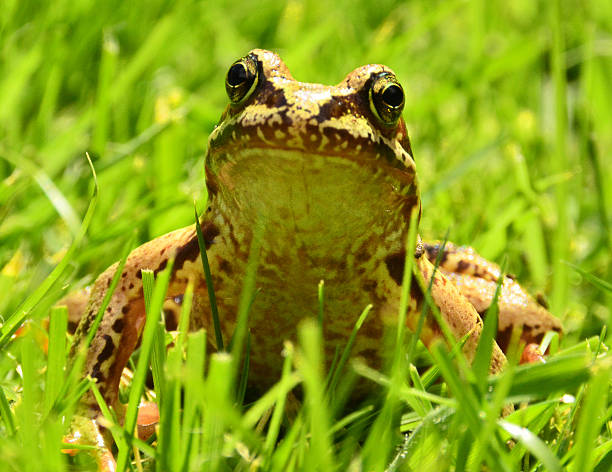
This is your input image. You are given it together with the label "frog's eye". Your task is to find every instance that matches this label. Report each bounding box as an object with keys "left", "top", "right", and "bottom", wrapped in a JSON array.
[
  {"left": 225, "top": 55, "right": 259, "bottom": 105},
  {"left": 369, "top": 72, "right": 405, "bottom": 126}
]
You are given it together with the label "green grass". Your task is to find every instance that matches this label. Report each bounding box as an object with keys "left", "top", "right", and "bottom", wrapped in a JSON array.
[{"left": 1, "top": 0, "right": 611, "bottom": 470}]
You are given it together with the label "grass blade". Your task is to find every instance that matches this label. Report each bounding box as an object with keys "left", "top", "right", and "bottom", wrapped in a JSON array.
[
  {"left": 142, "top": 270, "right": 166, "bottom": 404},
  {"left": 499, "top": 420, "right": 561, "bottom": 472},
  {"left": 0, "top": 385, "right": 16, "bottom": 436},
  {"left": 565, "top": 262, "right": 612, "bottom": 294},
  {"left": 472, "top": 258, "right": 506, "bottom": 391},
  {"left": 0, "top": 153, "right": 98, "bottom": 350},
  {"left": 116, "top": 260, "right": 174, "bottom": 471},
  {"left": 44, "top": 305, "right": 67, "bottom": 415},
  {"left": 58, "top": 231, "right": 136, "bottom": 413},
  {"left": 194, "top": 204, "right": 223, "bottom": 351},
  {"left": 569, "top": 364, "right": 610, "bottom": 471},
  {"left": 327, "top": 303, "right": 372, "bottom": 395}
]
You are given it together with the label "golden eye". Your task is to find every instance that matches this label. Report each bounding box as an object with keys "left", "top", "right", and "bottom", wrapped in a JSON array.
[
  {"left": 369, "top": 72, "right": 405, "bottom": 126},
  {"left": 225, "top": 54, "right": 259, "bottom": 105}
]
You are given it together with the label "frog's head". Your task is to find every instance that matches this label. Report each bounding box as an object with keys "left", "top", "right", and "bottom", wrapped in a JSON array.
[{"left": 206, "top": 49, "right": 420, "bottom": 247}]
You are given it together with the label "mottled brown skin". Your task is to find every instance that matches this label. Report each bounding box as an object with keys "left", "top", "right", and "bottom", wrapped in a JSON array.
[
  {"left": 423, "top": 242, "right": 562, "bottom": 351},
  {"left": 70, "top": 50, "right": 561, "bottom": 421}
]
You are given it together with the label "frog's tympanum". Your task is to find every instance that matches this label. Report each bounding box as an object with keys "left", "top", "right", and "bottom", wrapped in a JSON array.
[{"left": 68, "top": 49, "right": 561, "bottom": 451}]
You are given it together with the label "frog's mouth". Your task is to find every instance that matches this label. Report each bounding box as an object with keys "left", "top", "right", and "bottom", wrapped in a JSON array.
[{"left": 206, "top": 146, "right": 419, "bottom": 253}]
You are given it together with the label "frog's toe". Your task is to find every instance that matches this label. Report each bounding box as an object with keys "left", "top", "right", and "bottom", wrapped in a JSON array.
[
  {"left": 64, "top": 414, "right": 116, "bottom": 472},
  {"left": 520, "top": 343, "right": 546, "bottom": 364},
  {"left": 137, "top": 401, "right": 160, "bottom": 441}
]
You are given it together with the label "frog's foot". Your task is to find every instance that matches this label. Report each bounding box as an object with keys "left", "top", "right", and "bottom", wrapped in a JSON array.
[
  {"left": 414, "top": 254, "right": 507, "bottom": 374},
  {"left": 422, "top": 241, "right": 562, "bottom": 353},
  {"left": 136, "top": 401, "right": 160, "bottom": 441},
  {"left": 520, "top": 343, "right": 546, "bottom": 364},
  {"left": 64, "top": 399, "right": 158, "bottom": 470},
  {"left": 64, "top": 413, "right": 116, "bottom": 472}
]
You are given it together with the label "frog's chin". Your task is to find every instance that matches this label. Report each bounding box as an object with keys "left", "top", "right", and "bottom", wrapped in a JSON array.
[{"left": 207, "top": 147, "right": 418, "bottom": 251}]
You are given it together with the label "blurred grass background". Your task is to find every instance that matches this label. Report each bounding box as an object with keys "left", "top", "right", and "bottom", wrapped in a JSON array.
[
  {"left": 1, "top": 0, "right": 609, "bottom": 338},
  {"left": 0, "top": 0, "right": 611, "bottom": 470}
]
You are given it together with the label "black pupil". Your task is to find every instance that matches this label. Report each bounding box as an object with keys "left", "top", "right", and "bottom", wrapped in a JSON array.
[
  {"left": 382, "top": 84, "right": 403, "bottom": 107},
  {"left": 227, "top": 63, "right": 248, "bottom": 86}
]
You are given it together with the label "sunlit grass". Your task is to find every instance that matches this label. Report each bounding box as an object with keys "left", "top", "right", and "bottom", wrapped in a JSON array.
[{"left": 1, "top": 0, "right": 611, "bottom": 470}]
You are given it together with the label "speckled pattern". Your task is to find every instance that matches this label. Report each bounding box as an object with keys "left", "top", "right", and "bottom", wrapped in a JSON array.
[
  {"left": 423, "top": 241, "right": 562, "bottom": 351},
  {"left": 69, "top": 49, "right": 560, "bottom": 415}
]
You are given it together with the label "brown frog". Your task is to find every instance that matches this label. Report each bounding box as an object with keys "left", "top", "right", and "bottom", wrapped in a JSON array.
[{"left": 69, "top": 49, "right": 561, "bottom": 421}]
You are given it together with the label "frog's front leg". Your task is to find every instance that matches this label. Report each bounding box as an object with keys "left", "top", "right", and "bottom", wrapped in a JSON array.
[
  {"left": 71, "top": 221, "right": 218, "bottom": 411},
  {"left": 423, "top": 241, "right": 562, "bottom": 352},
  {"left": 411, "top": 249, "right": 507, "bottom": 374}
]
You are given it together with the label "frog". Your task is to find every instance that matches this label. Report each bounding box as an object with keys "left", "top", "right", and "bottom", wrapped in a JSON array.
[{"left": 67, "top": 49, "right": 561, "bottom": 448}]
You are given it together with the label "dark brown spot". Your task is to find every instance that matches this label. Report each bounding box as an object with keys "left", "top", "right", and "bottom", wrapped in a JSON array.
[
  {"left": 205, "top": 168, "right": 219, "bottom": 196},
  {"left": 67, "top": 320, "right": 78, "bottom": 333},
  {"left": 355, "top": 251, "right": 370, "bottom": 263},
  {"left": 535, "top": 293, "right": 549, "bottom": 309},
  {"left": 106, "top": 307, "right": 112, "bottom": 313},
  {"left": 202, "top": 222, "right": 220, "bottom": 248},
  {"left": 160, "top": 248, "right": 166, "bottom": 256},
  {"left": 175, "top": 223, "right": 219, "bottom": 271},
  {"left": 129, "top": 283, "right": 134, "bottom": 289},
  {"left": 91, "top": 364, "right": 105, "bottom": 384},
  {"left": 112, "top": 318, "right": 124, "bottom": 333},
  {"left": 136, "top": 271, "right": 142, "bottom": 279},
  {"left": 227, "top": 221, "right": 242, "bottom": 253},
  {"left": 424, "top": 244, "right": 437, "bottom": 259},
  {"left": 79, "top": 312, "right": 94, "bottom": 335},
  {"left": 424, "top": 242, "right": 450, "bottom": 266},
  {"left": 385, "top": 250, "right": 405, "bottom": 285},
  {"left": 263, "top": 86, "right": 288, "bottom": 108},
  {"left": 361, "top": 317, "right": 383, "bottom": 339},
  {"left": 164, "top": 309, "right": 178, "bottom": 331},
  {"left": 456, "top": 260, "right": 470, "bottom": 274},
  {"left": 122, "top": 271, "right": 127, "bottom": 278},
  {"left": 218, "top": 258, "right": 232, "bottom": 275},
  {"left": 426, "top": 316, "right": 444, "bottom": 338},
  {"left": 122, "top": 306, "right": 129, "bottom": 314},
  {"left": 524, "top": 332, "right": 545, "bottom": 346},
  {"left": 410, "top": 280, "right": 424, "bottom": 307},
  {"left": 325, "top": 330, "right": 349, "bottom": 342},
  {"left": 174, "top": 235, "right": 201, "bottom": 270},
  {"left": 313, "top": 99, "right": 348, "bottom": 124},
  {"left": 154, "top": 259, "right": 168, "bottom": 276},
  {"left": 357, "top": 348, "right": 379, "bottom": 360},
  {"left": 96, "top": 334, "right": 115, "bottom": 364},
  {"left": 106, "top": 278, "right": 111, "bottom": 288},
  {"left": 362, "top": 280, "right": 377, "bottom": 292}
]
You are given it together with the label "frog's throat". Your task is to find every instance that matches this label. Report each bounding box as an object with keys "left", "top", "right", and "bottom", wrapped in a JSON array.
[{"left": 205, "top": 147, "right": 420, "bottom": 259}]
